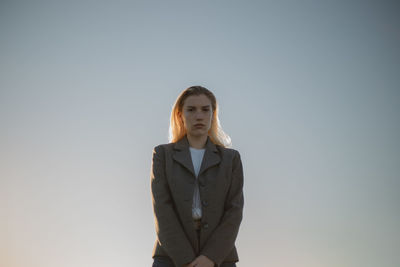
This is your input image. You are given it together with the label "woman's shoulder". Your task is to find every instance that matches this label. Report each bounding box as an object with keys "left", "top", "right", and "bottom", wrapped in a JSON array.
[
  {"left": 153, "top": 141, "right": 183, "bottom": 156},
  {"left": 153, "top": 141, "right": 241, "bottom": 158},
  {"left": 216, "top": 145, "right": 241, "bottom": 159},
  {"left": 153, "top": 142, "right": 174, "bottom": 151}
]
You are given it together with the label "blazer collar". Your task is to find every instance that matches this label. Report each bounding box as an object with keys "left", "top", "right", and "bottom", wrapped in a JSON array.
[{"left": 173, "top": 135, "right": 221, "bottom": 177}]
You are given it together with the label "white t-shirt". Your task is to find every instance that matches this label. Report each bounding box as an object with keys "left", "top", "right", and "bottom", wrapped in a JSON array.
[{"left": 189, "top": 147, "right": 205, "bottom": 220}]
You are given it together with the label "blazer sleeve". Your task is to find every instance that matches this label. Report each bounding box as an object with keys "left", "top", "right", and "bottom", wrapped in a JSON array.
[
  {"left": 151, "top": 145, "right": 196, "bottom": 267},
  {"left": 200, "top": 150, "right": 244, "bottom": 266}
]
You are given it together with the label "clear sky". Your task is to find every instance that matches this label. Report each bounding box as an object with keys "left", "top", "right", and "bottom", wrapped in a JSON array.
[{"left": 1, "top": 0, "right": 399, "bottom": 266}]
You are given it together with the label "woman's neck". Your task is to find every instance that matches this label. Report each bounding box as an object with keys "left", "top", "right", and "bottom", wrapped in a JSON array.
[{"left": 187, "top": 134, "right": 207, "bottom": 149}]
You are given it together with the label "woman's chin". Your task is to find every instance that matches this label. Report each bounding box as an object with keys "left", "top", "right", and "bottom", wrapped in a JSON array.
[{"left": 188, "top": 130, "right": 208, "bottom": 137}]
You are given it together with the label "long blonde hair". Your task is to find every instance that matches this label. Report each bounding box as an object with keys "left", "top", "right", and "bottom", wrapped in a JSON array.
[{"left": 169, "top": 86, "right": 232, "bottom": 148}]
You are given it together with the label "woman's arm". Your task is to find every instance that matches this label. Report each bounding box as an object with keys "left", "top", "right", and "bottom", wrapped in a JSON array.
[
  {"left": 199, "top": 150, "right": 244, "bottom": 266},
  {"left": 151, "top": 145, "right": 196, "bottom": 267}
]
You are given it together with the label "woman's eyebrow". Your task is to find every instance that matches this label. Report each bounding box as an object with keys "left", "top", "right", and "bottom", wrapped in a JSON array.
[{"left": 186, "top": 105, "right": 211, "bottom": 108}]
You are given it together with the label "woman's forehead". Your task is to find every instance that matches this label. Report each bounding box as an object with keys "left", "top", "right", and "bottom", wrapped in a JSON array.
[{"left": 183, "top": 94, "right": 212, "bottom": 106}]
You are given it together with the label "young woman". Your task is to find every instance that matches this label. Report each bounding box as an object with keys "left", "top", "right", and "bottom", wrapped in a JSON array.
[{"left": 150, "top": 86, "right": 244, "bottom": 267}]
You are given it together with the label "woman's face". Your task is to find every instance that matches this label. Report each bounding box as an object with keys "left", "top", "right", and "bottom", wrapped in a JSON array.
[{"left": 180, "top": 94, "right": 213, "bottom": 138}]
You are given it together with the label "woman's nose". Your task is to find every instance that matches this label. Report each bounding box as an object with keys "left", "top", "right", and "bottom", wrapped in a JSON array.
[{"left": 194, "top": 111, "right": 204, "bottom": 120}]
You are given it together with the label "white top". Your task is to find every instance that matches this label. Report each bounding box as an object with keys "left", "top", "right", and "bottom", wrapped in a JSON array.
[{"left": 189, "top": 147, "right": 205, "bottom": 220}]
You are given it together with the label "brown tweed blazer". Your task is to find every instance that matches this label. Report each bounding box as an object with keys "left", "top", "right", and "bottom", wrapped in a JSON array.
[{"left": 150, "top": 135, "right": 244, "bottom": 267}]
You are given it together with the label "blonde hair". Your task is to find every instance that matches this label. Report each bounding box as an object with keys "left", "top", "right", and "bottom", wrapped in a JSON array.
[{"left": 169, "top": 86, "right": 232, "bottom": 148}]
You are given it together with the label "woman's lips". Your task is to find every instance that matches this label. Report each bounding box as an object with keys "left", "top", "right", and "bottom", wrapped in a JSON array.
[{"left": 194, "top": 124, "right": 204, "bottom": 128}]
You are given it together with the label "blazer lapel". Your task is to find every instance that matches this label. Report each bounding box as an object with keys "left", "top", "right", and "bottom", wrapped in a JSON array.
[
  {"left": 198, "top": 137, "right": 221, "bottom": 176},
  {"left": 172, "top": 135, "right": 221, "bottom": 177},
  {"left": 173, "top": 136, "right": 195, "bottom": 176}
]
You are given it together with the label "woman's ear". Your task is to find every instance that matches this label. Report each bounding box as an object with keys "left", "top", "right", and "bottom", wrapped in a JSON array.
[{"left": 178, "top": 112, "right": 183, "bottom": 123}]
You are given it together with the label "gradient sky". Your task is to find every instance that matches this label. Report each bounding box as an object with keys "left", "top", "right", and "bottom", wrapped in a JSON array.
[{"left": 1, "top": 1, "right": 399, "bottom": 267}]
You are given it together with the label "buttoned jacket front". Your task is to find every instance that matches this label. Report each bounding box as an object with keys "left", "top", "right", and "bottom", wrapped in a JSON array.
[{"left": 151, "top": 135, "right": 244, "bottom": 267}]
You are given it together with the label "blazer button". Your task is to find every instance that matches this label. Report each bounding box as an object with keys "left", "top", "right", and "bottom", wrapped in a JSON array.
[
  {"left": 202, "top": 200, "right": 209, "bottom": 207},
  {"left": 199, "top": 180, "right": 206, "bottom": 187},
  {"left": 203, "top": 223, "right": 209, "bottom": 229}
]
